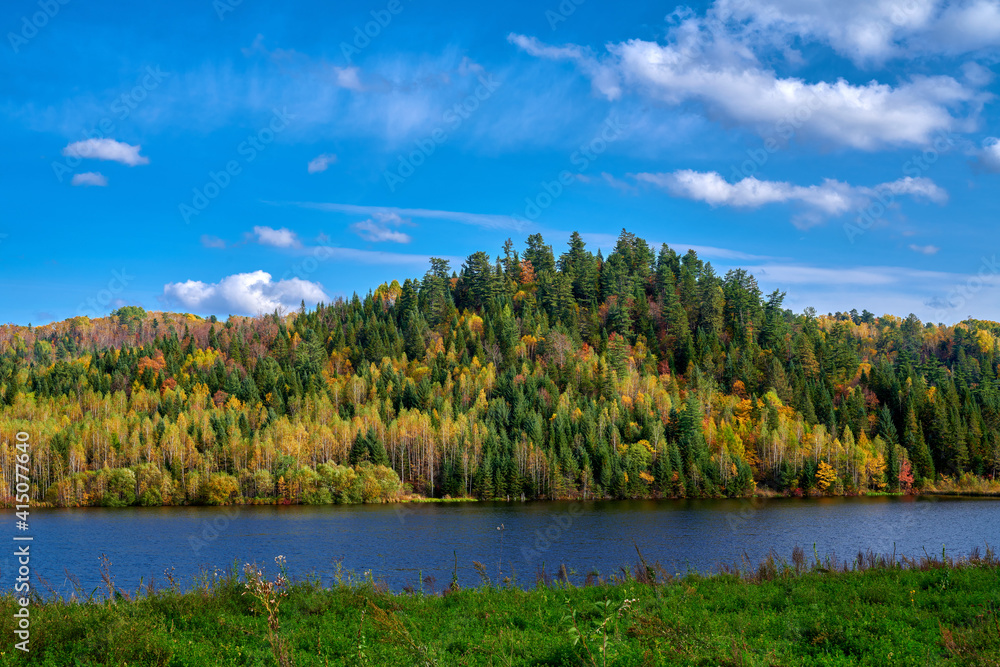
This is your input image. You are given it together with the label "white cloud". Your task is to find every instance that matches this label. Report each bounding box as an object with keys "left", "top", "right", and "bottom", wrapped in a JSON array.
[
  {"left": 600, "top": 172, "right": 638, "bottom": 194},
  {"left": 71, "top": 172, "right": 107, "bottom": 187},
  {"left": 909, "top": 243, "right": 941, "bottom": 255},
  {"left": 508, "top": 33, "right": 623, "bottom": 100},
  {"left": 62, "top": 138, "right": 149, "bottom": 166},
  {"left": 281, "top": 201, "right": 527, "bottom": 231},
  {"left": 351, "top": 212, "right": 412, "bottom": 243},
  {"left": 713, "top": 0, "right": 1000, "bottom": 64},
  {"left": 331, "top": 66, "right": 363, "bottom": 91},
  {"left": 637, "top": 170, "right": 947, "bottom": 227},
  {"left": 928, "top": 0, "right": 1000, "bottom": 53},
  {"left": 253, "top": 225, "right": 299, "bottom": 248},
  {"left": 162, "top": 271, "right": 328, "bottom": 315},
  {"left": 315, "top": 246, "right": 461, "bottom": 266},
  {"left": 201, "top": 235, "right": 227, "bottom": 249},
  {"left": 510, "top": 7, "right": 988, "bottom": 150},
  {"left": 742, "top": 260, "right": 1000, "bottom": 324},
  {"left": 977, "top": 136, "right": 1000, "bottom": 171},
  {"left": 961, "top": 61, "right": 995, "bottom": 87},
  {"left": 508, "top": 33, "right": 588, "bottom": 61},
  {"left": 307, "top": 153, "right": 337, "bottom": 173},
  {"left": 751, "top": 264, "right": 950, "bottom": 287}
]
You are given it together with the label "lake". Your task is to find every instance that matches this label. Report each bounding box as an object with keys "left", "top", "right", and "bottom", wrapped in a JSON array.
[{"left": 7, "top": 495, "right": 999, "bottom": 596}]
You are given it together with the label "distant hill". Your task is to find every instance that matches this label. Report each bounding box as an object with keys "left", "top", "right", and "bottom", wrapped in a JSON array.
[{"left": 2, "top": 229, "right": 999, "bottom": 506}]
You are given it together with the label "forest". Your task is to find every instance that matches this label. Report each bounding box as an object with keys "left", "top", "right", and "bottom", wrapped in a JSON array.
[{"left": 2, "top": 229, "right": 999, "bottom": 507}]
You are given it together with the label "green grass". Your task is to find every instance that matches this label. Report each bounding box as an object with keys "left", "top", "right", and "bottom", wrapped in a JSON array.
[{"left": 2, "top": 551, "right": 999, "bottom": 666}]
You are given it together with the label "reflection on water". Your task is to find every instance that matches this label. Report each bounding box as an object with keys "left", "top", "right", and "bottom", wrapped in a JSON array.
[{"left": 7, "top": 495, "right": 999, "bottom": 595}]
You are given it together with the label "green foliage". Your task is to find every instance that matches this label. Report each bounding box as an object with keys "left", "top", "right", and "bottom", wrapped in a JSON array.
[
  {"left": 3, "top": 552, "right": 998, "bottom": 665},
  {"left": 3, "top": 229, "right": 1000, "bottom": 508},
  {"left": 112, "top": 305, "right": 146, "bottom": 332},
  {"left": 98, "top": 468, "right": 137, "bottom": 507}
]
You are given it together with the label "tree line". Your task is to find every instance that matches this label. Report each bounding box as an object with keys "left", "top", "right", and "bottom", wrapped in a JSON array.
[{"left": 1, "top": 229, "right": 999, "bottom": 506}]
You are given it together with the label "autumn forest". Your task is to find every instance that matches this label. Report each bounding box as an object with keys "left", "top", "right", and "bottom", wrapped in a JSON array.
[{"left": 2, "top": 230, "right": 1000, "bottom": 508}]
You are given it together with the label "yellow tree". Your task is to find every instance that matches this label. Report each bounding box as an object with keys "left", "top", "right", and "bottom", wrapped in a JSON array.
[{"left": 815, "top": 461, "right": 837, "bottom": 492}]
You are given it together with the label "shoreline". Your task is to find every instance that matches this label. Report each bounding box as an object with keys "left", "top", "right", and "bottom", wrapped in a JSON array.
[{"left": 7, "top": 486, "right": 1000, "bottom": 510}]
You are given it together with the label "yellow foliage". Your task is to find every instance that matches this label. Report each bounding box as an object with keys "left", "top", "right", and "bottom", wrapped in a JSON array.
[
  {"left": 865, "top": 455, "right": 887, "bottom": 490},
  {"left": 184, "top": 348, "right": 220, "bottom": 371},
  {"left": 976, "top": 329, "right": 996, "bottom": 354},
  {"left": 815, "top": 461, "right": 837, "bottom": 491}
]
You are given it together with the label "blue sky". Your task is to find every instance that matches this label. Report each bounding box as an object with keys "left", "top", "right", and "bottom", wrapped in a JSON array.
[{"left": 3, "top": 0, "right": 1000, "bottom": 325}]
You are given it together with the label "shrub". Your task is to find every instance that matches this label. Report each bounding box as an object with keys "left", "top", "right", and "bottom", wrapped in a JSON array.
[
  {"left": 99, "top": 468, "right": 137, "bottom": 507},
  {"left": 203, "top": 473, "right": 241, "bottom": 505}
]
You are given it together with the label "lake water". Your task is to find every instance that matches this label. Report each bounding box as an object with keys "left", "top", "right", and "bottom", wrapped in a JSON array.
[{"left": 6, "top": 496, "right": 999, "bottom": 596}]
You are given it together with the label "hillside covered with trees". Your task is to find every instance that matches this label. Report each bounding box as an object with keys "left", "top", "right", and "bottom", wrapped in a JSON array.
[{"left": 2, "top": 230, "right": 999, "bottom": 507}]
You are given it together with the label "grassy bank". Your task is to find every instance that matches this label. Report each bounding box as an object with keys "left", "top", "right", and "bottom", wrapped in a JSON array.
[{"left": 2, "top": 549, "right": 999, "bottom": 666}]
